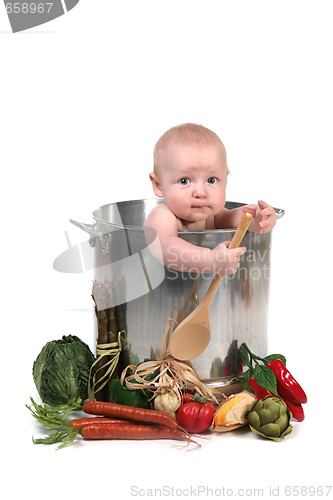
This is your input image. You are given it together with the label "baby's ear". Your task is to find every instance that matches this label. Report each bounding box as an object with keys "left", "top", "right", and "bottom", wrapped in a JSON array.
[{"left": 149, "top": 172, "right": 163, "bottom": 197}]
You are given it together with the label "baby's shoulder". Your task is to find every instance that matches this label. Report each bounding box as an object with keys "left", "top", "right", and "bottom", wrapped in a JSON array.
[
  {"left": 144, "top": 203, "right": 177, "bottom": 225},
  {"left": 149, "top": 202, "right": 174, "bottom": 217}
]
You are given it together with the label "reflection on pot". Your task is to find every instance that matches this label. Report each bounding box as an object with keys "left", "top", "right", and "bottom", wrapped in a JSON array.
[{"left": 210, "top": 340, "right": 243, "bottom": 378}]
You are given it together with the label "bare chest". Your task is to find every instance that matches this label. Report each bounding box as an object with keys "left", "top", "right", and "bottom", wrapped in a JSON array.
[{"left": 177, "top": 216, "right": 216, "bottom": 231}]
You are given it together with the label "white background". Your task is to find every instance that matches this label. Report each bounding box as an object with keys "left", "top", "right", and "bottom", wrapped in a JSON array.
[{"left": 1, "top": 1, "right": 332, "bottom": 498}]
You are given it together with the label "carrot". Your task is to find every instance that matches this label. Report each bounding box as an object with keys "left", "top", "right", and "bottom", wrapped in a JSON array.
[
  {"left": 70, "top": 417, "right": 130, "bottom": 429},
  {"left": 80, "top": 422, "right": 193, "bottom": 442},
  {"left": 83, "top": 401, "right": 181, "bottom": 430}
]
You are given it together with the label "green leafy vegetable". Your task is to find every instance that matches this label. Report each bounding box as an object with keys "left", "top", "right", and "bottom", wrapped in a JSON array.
[
  {"left": 26, "top": 396, "right": 82, "bottom": 427},
  {"left": 32, "top": 335, "right": 95, "bottom": 406},
  {"left": 239, "top": 343, "right": 287, "bottom": 396},
  {"left": 32, "top": 428, "right": 79, "bottom": 449},
  {"left": 264, "top": 353, "right": 287, "bottom": 366},
  {"left": 26, "top": 397, "right": 81, "bottom": 449},
  {"left": 253, "top": 365, "right": 278, "bottom": 396}
]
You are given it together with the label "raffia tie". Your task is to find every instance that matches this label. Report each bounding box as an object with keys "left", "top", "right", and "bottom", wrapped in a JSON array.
[
  {"left": 88, "top": 330, "right": 123, "bottom": 401},
  {"left": 121, "top": 318, "right": 218, "bottom": 404}
]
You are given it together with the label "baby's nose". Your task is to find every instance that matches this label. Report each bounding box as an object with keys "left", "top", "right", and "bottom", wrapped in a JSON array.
[{"left": 193, "top": 183, "right": 207, "bottom": 198}]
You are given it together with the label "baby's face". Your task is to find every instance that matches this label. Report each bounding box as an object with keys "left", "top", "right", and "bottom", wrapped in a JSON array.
[{"left": 156, "top": 142, "right": 228, "bottom": 223}]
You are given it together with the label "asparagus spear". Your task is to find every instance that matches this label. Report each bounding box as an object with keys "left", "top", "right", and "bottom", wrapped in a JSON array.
[{"left": 93, "top": 302, "right": 109, "bottom": 401}]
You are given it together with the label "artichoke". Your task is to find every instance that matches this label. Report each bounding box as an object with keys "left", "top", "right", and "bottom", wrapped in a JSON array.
[{"left": 246, "top": 396, "right": 293, "bottom": 441}]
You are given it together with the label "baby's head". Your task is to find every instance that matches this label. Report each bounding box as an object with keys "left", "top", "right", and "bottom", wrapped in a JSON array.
[
  {"left": 153, "top": 123, "right": 229, "bottom": 176},
  {"left": 150, "top": 123, "right": 229, "bottom": 223}
]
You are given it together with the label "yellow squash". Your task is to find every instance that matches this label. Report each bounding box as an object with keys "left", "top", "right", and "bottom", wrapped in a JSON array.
[{"left": 212, "top": 390, "right": 256, "bottom": 432}]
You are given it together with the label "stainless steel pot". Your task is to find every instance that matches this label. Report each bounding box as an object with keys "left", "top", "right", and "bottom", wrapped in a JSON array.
[{"left": 70, "top": 199, "right": 284, "bottom": 393}]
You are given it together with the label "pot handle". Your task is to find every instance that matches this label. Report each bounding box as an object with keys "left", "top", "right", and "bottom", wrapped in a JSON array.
[
  {"left": 275, "top": 208, "right": 285, "bottom": 219},
  {"left": 70, "top": 218, "right": 113, "bottom": 237},
  {"left": 70, "top": 218, "right": 115, "bottom": 254},
  {"left": 70, "top": 218, "right": 101, "bottom": 236}
]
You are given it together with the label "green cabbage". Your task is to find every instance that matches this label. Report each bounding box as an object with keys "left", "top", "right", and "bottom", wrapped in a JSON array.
[{"left": 32, "top": 335, "right": 95, "bottom": 406}]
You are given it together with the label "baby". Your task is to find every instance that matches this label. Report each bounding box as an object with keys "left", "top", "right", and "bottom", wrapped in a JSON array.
[{"left": 144, "top": 123, "right": 277, "bottom": 275}]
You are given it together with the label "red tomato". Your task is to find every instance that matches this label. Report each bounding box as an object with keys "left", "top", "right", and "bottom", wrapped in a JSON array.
[
  {"left": 181, "top": 393, "right": 196, "bottom": 405},
  {"left": 177, "top": 393, "right": 215, "bottom": 433}
]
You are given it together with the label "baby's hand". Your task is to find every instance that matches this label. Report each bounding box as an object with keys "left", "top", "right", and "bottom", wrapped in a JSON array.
[
  {"left": 211, "top": 241, "right": 246, "bottom": 275},
  {"left": 242, "top": 200, "right": 277, "bottom": 234}
]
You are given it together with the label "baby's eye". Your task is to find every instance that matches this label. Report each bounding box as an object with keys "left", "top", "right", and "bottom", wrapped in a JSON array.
[
  {"left": 207, "top": 177, "right": 217, "bottom": 184},
  {"left": 179, "top": 178, "right": 190, "bottom": 185}
]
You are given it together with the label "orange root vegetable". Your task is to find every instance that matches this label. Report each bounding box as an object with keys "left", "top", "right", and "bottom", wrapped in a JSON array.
[
  {"left": 70, "top": 417, "right": 130, "bottom": 429},
  {"left": 83, "top": 400, "right": 182, "bottom": 430},
  {"left": 80, "top": 422, "right": 193, "bottom": 442}
]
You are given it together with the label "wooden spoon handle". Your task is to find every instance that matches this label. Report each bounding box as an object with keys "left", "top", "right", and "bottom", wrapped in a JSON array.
[
  {"left": 228, "top": 212, "right": 253, "bottom": 249},
  {"left": 203, "top": 212, "right": 253, "bottom": 302}
]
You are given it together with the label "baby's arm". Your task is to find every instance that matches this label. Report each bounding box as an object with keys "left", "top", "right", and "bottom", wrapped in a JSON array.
[
  {"left": 215, "top": 200, "right": 277, "bottom": 234},
  {"left": 144, "top": 204, "right": 246, "bottom": 274},
  {"left": 144, "top": 204, "right": 211, "bottom": 272}
]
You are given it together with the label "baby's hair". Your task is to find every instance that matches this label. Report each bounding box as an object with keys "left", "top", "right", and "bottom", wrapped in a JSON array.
[{"left": 153, "top": 123, "right": 228, "bottom": 174}]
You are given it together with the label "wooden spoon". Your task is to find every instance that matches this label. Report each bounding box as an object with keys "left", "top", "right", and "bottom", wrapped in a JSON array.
[{"left": 169, "top": 212, "right": 253, "bottom": 360}]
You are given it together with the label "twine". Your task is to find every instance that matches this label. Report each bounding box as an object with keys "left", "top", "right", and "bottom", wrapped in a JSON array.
[
  {"left": 121, "top": 318, "right": 219, "bottom": 404},
  {"left": 88, "top": 330, "right": 124, "bottom": 400}
]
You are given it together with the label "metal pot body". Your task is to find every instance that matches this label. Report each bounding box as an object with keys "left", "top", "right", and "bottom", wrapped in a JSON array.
[{"left": 73, "top": 199, "right": 284, "bottom": 389}]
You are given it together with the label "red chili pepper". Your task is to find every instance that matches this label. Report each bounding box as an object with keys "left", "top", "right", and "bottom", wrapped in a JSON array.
[
  {"left": 177, "top": 393, "right": 215, "bottom": 433},
  {"left": 266, "top": 359, "right": 307, "bottom": 404},
  {"left": 282, "top": 397, "right": 305, "bottom": 422},
  {"left": 248, "top": 375, "right": 305, "bottom": 421},
  {"left": 248, "top": 376, "right": 275, "bottom": 399}
]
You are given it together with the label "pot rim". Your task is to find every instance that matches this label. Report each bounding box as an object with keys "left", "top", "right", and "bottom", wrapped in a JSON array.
[{"left": 92, "top": 198, "right": 285, "bottom": 233}]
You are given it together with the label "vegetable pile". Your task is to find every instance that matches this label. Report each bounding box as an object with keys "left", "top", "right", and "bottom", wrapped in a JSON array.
[{"left": 28, "top": 332, "right": 307, "bottom": 448}]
